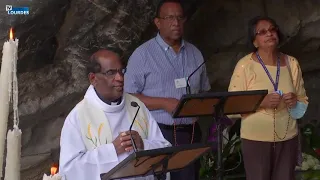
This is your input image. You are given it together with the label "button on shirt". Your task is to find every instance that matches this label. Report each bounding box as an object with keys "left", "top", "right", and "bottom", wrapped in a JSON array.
[{"left": 124, "top": 33, "right": 211, "bottom": 125}]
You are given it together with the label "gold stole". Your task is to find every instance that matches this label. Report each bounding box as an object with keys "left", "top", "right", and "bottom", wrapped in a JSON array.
[{"left": 77, "top": 93, "right": 149, "bottom": 150}]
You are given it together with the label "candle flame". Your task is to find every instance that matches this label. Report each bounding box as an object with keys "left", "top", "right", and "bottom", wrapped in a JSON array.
[
  {"left": 51, "top": 166, "right": 58, "bottom": 175},
  {"left": 9, "top": 28, "right": 13, "bottom": 40}
]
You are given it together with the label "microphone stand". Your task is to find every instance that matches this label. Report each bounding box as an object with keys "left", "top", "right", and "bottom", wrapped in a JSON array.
[
  {"left": 185, "top": 60, "right": 225, "bottom": 179},
  {"left": 186, "top": 77, "right": 191, "bottom": 95},
  {"left": 185, "top": 61, "right": 206, "bottom": 94},
  {"left": 129, "top": 102, "right": 140, "bottom": 152}
]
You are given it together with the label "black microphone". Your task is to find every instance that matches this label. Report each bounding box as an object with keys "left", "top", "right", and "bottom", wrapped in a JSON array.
[
  {"left": 129, "top": 101, "right": 140, "bottom": 152},
  {"left": 186, "top": 60, "right": 206, "bottom": 94}
]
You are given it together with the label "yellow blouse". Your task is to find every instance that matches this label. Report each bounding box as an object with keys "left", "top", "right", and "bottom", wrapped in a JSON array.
[{"left": 228, "top": 53, "right": 308, "bottom": 142}]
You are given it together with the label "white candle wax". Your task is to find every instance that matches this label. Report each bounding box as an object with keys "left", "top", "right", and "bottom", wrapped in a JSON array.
[
  {"left": 42, "top": 173, "right": 62, "bottom": 180},
  {"left": 0, "top": 38, "right": 17, "bottom": 178},
  {"left": 4, "top": 125, "right": 21, "bottom": 180}
]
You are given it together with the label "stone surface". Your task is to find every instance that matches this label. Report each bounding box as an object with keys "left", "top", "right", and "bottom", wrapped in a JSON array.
[
  {"left": 0, "top": 0, "right": 319, "bottom": 179},
  {"left": 0, "top": 0, "right": 69, "bottom": 73}
]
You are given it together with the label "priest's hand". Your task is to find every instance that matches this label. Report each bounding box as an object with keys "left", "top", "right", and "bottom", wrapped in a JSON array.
[
  {"left": 119, "top": 130, "right": 144, "bottom": 152},
  {"left": 112, "top": 133, "right": 128, "bottom": 155}
]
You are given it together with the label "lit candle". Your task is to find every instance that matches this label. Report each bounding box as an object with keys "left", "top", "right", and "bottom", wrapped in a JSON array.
[
  {"left": 0, "top": 28, "right": 18, "bottom": 178},
  {"left": 3, "top": 27, "right": 21, "bottom": 180},
  {"left": 43, "top": 166, "right": 62, "bottom": 180}
]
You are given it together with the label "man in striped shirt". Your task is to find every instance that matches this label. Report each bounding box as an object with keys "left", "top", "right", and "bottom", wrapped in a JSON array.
[{"left": 124, "top": 0, "right": 211, "bottom": 179}]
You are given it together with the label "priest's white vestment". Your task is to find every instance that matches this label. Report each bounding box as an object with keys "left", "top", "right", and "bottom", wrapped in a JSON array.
[{"left": 59, "top": 85, "right": 171, "bottom": 180}]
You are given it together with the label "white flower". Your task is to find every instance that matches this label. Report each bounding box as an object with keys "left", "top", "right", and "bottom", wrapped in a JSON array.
[
  {"left": 299, "top": 153, "right": 320, "bottom": 170},
  {"left": 307, "top": 158, "right": 316, "bottom": 167},
  {"left": 301, "top": 161, "right": 309, "bottom": 170},
  {"left": 313, "top": 164, "right": 320, "bottom": 170}
]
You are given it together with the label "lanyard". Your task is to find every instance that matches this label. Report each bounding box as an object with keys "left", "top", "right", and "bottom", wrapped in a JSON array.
[
  {"left": 155, "top": 38, "right": 186, "bottom": 77},
  {"left": 256, "top": 51, "right": 280, "bottom": 91}
]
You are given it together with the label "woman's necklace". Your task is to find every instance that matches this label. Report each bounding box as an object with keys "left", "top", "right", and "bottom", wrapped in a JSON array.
[{"left": 255, "top": 51, "right": 291, "bottom": 150}]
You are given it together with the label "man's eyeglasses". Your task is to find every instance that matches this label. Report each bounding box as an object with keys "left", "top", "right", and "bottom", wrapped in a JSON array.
[
  {"left": 158, "top": 15, "right": 186, "bottom": 23},
  {"left": 98, "top": 68, "right": 127, "bottom": 77},
  {"left": 255, "top": 27, "right": 278, "bottom": 36}
]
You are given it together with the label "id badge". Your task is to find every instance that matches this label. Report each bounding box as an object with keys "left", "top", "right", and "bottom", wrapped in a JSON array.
[{"left": 174, "top": 78, "right": 187, "bottom": 89}]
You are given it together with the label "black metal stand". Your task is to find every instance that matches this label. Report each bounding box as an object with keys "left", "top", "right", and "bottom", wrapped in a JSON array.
[
  {"left": 214, "top": 98, "right": 226, "bottom": 180},
  {"left": 171, "top": 90, "right": 268, "bottom": 180},
  {"left": 152, "top": 155, "right": 170, "bottom": 180}
]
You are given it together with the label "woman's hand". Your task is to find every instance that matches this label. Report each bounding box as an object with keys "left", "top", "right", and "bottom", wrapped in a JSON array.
[
  {"left": 283, "top": 92, "right": 297, "bottom": 108},
  {"left": 260, "top": 92, "right": 282, "bottom": 109}
]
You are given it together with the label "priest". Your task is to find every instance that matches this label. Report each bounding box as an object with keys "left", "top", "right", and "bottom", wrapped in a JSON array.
[{"left": 59, "top": 49, "right": 171, "bottom": 180}]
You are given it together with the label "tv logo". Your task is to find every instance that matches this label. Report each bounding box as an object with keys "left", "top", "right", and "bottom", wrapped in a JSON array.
[
  {"left": 6, "top": 5, "right": 29, "bottom": 15},
  {"left": 5, "top": 5, "right": 12, "bottom": 11}
]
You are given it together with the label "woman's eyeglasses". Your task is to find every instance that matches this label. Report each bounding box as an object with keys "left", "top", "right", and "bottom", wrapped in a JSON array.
[{"left": 255, "top": 27, "right": 278, "bottom": 36}]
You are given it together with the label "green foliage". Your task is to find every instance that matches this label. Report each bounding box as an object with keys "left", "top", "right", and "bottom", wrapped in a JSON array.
[
  {"left": 200, "top": 122, "right": 320, "bottom": 179},
  {"left": 199, "top": 128, "right": 243, "bottom": 179},
  {"left": 296, "top": 170, "right": 320, "bottom": 180}
]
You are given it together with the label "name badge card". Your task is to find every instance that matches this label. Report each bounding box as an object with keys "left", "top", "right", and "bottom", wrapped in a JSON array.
[{"left": 174, "top": 78, "right": 187, "bottom": 89}]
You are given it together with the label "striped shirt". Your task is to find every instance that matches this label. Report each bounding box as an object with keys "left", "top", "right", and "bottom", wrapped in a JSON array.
[{"left": 124, "top": 33, "right": 211, "bottom": 125}]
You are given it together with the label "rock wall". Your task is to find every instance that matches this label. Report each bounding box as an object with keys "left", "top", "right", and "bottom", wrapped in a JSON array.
[{"left": 0, "top": 0, "right": 319, "bottom": 179}]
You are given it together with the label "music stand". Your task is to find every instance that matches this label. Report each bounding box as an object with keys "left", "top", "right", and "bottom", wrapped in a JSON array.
[
  {"left": 172, "top": 90, "right": 268, "bottom": 180},
  {"left": 100, "top": 143, "right": 213, "bottom": 180}
]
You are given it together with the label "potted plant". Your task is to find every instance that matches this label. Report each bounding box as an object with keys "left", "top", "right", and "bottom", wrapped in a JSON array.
[{"left": 199, "top": 118, "right": 244, "bottom": 179}]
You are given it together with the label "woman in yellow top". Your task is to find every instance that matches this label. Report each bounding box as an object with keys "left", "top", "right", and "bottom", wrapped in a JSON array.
[{"left": 229, "top": 16, "right": 308, "bottom": 180}]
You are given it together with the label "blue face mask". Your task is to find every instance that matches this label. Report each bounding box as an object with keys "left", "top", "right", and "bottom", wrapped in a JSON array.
[{"left": 289, "top": 101, "right": 308, "bottom": 120}]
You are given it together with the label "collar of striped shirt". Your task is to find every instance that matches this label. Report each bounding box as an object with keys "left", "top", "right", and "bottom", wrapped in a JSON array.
[{"left": 155, "top": 33, "right": 185, "bottom": 51}]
